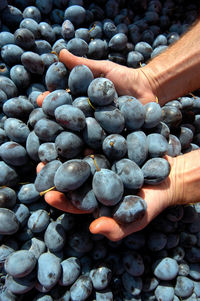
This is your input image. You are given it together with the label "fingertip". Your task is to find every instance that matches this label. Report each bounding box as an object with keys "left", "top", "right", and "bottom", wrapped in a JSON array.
[
  {"left": 36, "top": 162, "right": 46, "bottom": 174},
  {"left": 44, "top": 190, "right": 61, "bottom": 205},
  {"left": 37, "top": 91, "right": 50, "bottom": 107},
  {"left": 59, "top": 49, "right": 106, "bottom": 77},
  {"left": 89, "top": 217, "right": 123, "bottom": 241},
  {"left": 59, "top": 49, "right": 76, "bottom": 70}
]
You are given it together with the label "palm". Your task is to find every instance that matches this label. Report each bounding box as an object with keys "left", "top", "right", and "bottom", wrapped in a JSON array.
[
  {"left": 59, "top": 49, "right": 155, "bottom": 103},
  {"left": 42, "top": 156, "right": 176, "bottom": 242},
  {"left": 89, "top": 156, "right": 175, "bottom": 241}
]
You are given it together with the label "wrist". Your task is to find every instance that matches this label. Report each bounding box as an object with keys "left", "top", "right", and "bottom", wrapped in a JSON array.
[
  {"left": 170, "top": 150, "right": 200, "bottom": 206},
  {"left": 130, "top": 68, "right": 157, "bottom": 105},
  {"left": 140, "top": 64, "right": 169, "bottom": 107}
]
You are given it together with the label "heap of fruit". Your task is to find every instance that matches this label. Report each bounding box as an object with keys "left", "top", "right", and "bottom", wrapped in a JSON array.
[{"left": 1, "top": 0, "right": 200, "bottom": 300}]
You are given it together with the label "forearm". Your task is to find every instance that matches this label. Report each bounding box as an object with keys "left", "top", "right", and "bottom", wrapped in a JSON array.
[{"left": 142, "top": 18, "right": 200, "bottom": 106}]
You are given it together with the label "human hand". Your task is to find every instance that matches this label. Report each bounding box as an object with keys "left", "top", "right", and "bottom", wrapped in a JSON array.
[
  {"left": 90, "top": 150, "right": 200, "bottom": 241},
  {"left": 37, "top": 49, "right": 156, "bottom": 107},
  {"left": 36, "top": 159, "right": 176, "bottom": 233},
  {"left": 36, "top": 150, "right": 200, "bottom": 241}
]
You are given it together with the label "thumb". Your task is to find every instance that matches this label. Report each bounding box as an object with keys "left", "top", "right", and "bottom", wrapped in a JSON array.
[
  {"left": 37, "top": 91, "right": 50, "bottom": 107},
  {"left": 89, "top": 217, "right": 133, "bottom": 242},
  {"left": 59, "top": 49, "right": 112, "bottom": 77},
  {"left": 89, "top": 216, "right": 149, "bottom": 241}
]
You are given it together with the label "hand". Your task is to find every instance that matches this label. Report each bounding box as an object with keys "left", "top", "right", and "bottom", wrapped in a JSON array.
[
  {"left": 36, "top": 159, "right": 177, "bottom": 231},
  {"left": 90, "top": 150, "right": 200, "bottom": 241},
  {"left": 36, "top": 155, "right": 177, "bottom": 240},
  {"left": 37, "top": 149, "right": 200, "bottom": 241},
  {"left": 37, "top": 49, "right": 156, "bottom": 107},
  {"left": 90, "top": 155, "right": 175, "bottom": 241}
]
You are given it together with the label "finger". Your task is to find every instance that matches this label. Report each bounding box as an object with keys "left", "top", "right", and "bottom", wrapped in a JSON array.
[
  {"left": 44, "top": 190, "right": 89, "bottom": 214},
  {"left": 89, "top": 216, "right": 148, "bottom": 241},
  {"left": 59, "top": 49, "right": 111, "bottom": 77},
  {"left": 37, "top": 91, "right": 50, "bottom": 107},
  {"left": 89, "top": 187, "right": 170, "bottom": 241},
  {"left": 89, "top": 217, "right": 124, "bottom": 241},
  {"left": 36, "top": 162, "right": 46, "bottom": 174}
]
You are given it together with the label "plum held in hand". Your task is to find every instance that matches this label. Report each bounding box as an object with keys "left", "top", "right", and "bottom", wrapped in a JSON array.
[
  {"left": 70, "top": 275, "right": 92, "bottom": 301},
  {"left": 42, "top": 89, "right": 72, "bottom": 117},
  {"left": 67, "top": 181, "right": 98, "bottom": 212},
  {"left": 102, "top": 134, "right": 127, "bottom": 161},
  {"left": 34, "top": 119, "right": 63, "bottom": 142},
  {"left": 83, "top": 117, "right": 107, "bottom": 149},
  {"left": 54, "top": 159, "right": 91, "bottom": 192},
  {"left": 21, "top": 51, "right": 45, "bottom": 75},
  {"left": 55, "top": 131, "right": 84, "bottom": 159},
  {"left": 142, "top": 157, "right": 170, "bottom": 184},
  {"left": 92, "top": 168, "right": 124, "bottom": 206},
  {"left": 68, "top": 64, "right": 94, "bottom": 96},
  {"left": 4, "top": 118, "right": 30, "bottom": 143},
  {"left": 113, "top": 195, "right": 147, "bottom": 224},
  {"left": 88, "top": 78, "right": 117, "bottom": 107},
  {"left": 45, "top": 62, "right": 68, "bottom": 92},
  {"left": 94, "top": 105, "right": 125, "bottom": 134},
  {"left": 0, "top": 187, "right": 16, "bottom": 209},
  {"left": 0, "top": 208, "right": 19, "bottom": 235},
  {"left": 112, "top": 158, "right": 144, "bottom": 190},
  {"left": 120, "top": 99, "right": 145, "bottom": 130},
  {"left": 37, "top": 252, "right": 61, "bottom": 290},
  {"left": 34, "top": 160, "right": 61, "bottom": 193},
  {"left": 59, "top": 257, "right": 81, "bottom": 286},
  {"left": 67, "top": 38, "right": 89, "bottom": 57},
  {"left": 0, "top": 141, "right": 28, "bottom": 166}
]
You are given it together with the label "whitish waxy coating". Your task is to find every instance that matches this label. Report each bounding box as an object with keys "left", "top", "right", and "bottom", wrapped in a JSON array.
[
  {"left": 55, "top": 104, "right": 86, "bottom": 132},
  {"left": 175, "top": 276, "right": 194, "bottom": 298},
  {"left": 92, "top": 169, "right": 124, "bottom": 206},
  {"left": 5, "top": 273, "right": 36, "bottom": 294},
  {"left": 112, "top": 158, "right": 144, "bottom": 189},
  {"left": 88, "top": 78, "right": 116, "bottom": 106},
  {"left": 154, "top": 258, "right": 179, "bottom": 280},
  {"left": 37, "top": 253, "right": 61, "bottom": 289},
  {"left": 59, "top": 257, "right": 81, "bottom": 286},
  {"left": 68, "top": 65, "right": 94, "bottom": 96},
  {"left": 54, "top": 159, "right": 91, "bottom": 192},
  {"left": 142, "top": 157, "right": 170, "bottom": 184},
  {"left": 5, "top": 250, "right": 37, "bottom": 278},
  {"left": 0, "top": 208, "right": 19, "bottom": 235},
  {"left": 44, "top": 221, "right": 66, "bottom": 252},
  {"left": 34, "top": 160, "right": 61, "bottom": 192},
  {"left": 89, "top": 266, "right": 112, "bottom": 290},
  {"left": 113, "top": 195, "right": 147, "bottom": 224},
  {"left": 70, "top": 275, "right": 93, "bottom": 301}
]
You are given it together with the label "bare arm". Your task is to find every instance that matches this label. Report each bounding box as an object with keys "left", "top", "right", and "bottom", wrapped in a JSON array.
[{"left": 142, "top": 18, "right": 200, "bottom": 106}]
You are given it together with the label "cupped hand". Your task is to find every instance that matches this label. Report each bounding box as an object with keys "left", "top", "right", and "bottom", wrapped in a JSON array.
[
  {"left": 36, "top": 155, "right": 176, "bottom": 240},
  {"left": 37, "top": 49, "right": 156, "bottom": 107},
  {"left": 90, "top": 155, "right": 177, "bottom": 241},
  {"left": 90, "top": 149, "right": 200, "bottom": 241},
  {"left": 36, "top": 147, "right": 200, "bottom": 241}
]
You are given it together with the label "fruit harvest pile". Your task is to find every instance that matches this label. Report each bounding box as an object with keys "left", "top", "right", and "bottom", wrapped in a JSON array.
[{"left": 1, "top": 0, "right": 200, "bottom": 300}]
